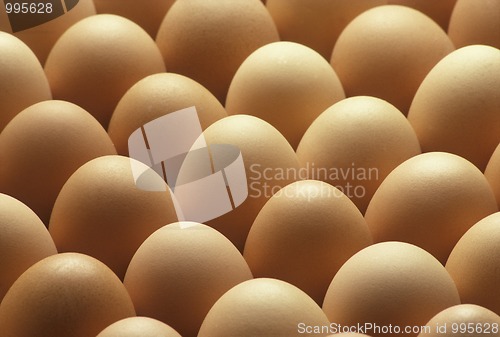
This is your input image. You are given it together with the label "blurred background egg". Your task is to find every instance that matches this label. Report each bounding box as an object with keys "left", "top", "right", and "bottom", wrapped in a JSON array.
[
  {"left": 485, "top": 143, "right": 500, "bottom": 209},
  {"left": 408, "top": 45, "right": 500, "bottom": 171},
  {"left": 243, "top": 180, "right": 372, "bottom": 304},
  {"left": 297, "top": 96, "right": 421, "bottom": 213},
  {"left": 108, "top": 73, "right": 227, "bottom": 156},
  {"left": 49, "top": 155, "right": 178, "bottom": 279},
  {"left": 44, "top": 14, "right": 165, "bottom": 128},
  {"left": 155, "top": 0, "right": 279, "bottom": 103},
  {"left": 446, "top": 212, "right": 500, "bottom": 315},
  {"left": 0, "top": 32, "right": 51, "bottom": 132},
  {"left": 0, "top": 100, "right": 116, "bottom": 225},
  {"left": 198, "top": 278, "right": 330, "bottom": 337},
  {"left": 331, "top": 5, "right": 454, "bottom": 114},
  {"left": 225, "top": 41, "right": 345, "bottom": 149},
  {"left": 448, "top": 0, "right": 500, "bottom": 49},
  {"left": 96, "top": 317, "right": 182, "bottom": 337},
  {"left": 323, "top": 242, "right": 460, "bottom": 337},
  {"left": 365, "top": 152, "right": 498, "bottom": 264},
  {"left": 123, "top": 222, "right": 252, "bottom": 337},
  {"left": 0, "top": 194, "right": 57, "bottom": 302},
  {"left": 266, "top": 0, "right": 386, "bottom": 60},
  {"left": 387, "top": 0, "right": 457, "bottom": 30},
  {"left": 0, "top": 253, "right": 135, "bottom": 337}
]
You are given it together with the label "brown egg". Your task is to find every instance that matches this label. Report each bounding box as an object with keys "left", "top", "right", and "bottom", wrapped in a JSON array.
[
  {"left": 108, "top": 73, "right": 227, "bottom": 155},
  {"left": 297, "top": 96, "right": 421, "bottom": 213},
  {"left": 225, "top": 41, "right": 345, "bottom": 149},
  {"left": 0, "top": 32, "right": 51, "bottom": 131},
  {"left": 323, "top": 242, "right": 461, "bottom": 337},
  {"left": 387, "top": 0, "right": 457, "bottom": 30},
  {"left": 198, "top": 278, "right": 330, "bottom": 337},
  {"left": 0, "top": 0, "right": 96, "bottom": 65},
  {"left": 419, "top": 304, "right": 500, "bottom": 337},
  {"left": 365, "top": 152, "right": 498, "bottom": 264},
  {"left": 0, "top": 194, "right": 57, "bottom": 302},
  {"left": 408, "top": 45, "right": 500, "bottom": 171},
  {"left": 155, "top": 0, "right": 279, "bottom": 103},
  {"left": 446, "top": 212, "right": 500, "bottom": 314},
  {"left": 93, "top": 0, "right": 175, "bottom": 38},
  {"left": 49, "top": 155, "right": 178, "bottom": 279},
  {"left": 44, "top": 14, "right": 165, "bottom": 128},
  {"left": 485, "top": 143, "right": 500, "bottom": 209},
  {"left": 266, "top": 0, "right": 386, "bottom": 59},
  {"left": 243, "top": 180, "right": 372, "bottom": 304},
  {"left": 197, "top": 115, "right": 300, "bottom": 251},
  {"left": 0, "top": 100, "right": 116, "bottom": 224},
  {"left": 448, "top": 0, "right": 500, "bottom": 49},
  {"left": 123, "top": 222, "right": 252, "bottom": 337},
  {"left": 96, "top": 317, "right": 182, "bottom": 337},
  {"left": 331, "top": 5, "right": 454, "bottom": 114},
  {"left": 0, "top": 253, "right": 136, "bottom": 337}
]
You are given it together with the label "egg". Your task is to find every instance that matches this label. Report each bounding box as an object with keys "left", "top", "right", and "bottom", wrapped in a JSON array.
[
  {"left": 108, "top": 73, "right": 227, "bottom": 155},
  {"left": 387, "top": 0, "right": 457, "bottom": 30},
  {"left": 266, "top": 0, "right": 386, "bottom": 59},
  {"left": 419, "top": 304, "right": 500, "bottom": 337},
  {"left": 0, "top": 100, "right": 116, "bottom": 224},
  {"left": 93, "top": 0, "right": 175, "bottom": 38},
  {"left": 0, "top": 253, "right": 135, "bottom": 337},
  {"left": 365, "top": 152, "right": 498, "bottom": 264},
  {"left": 155, "top": 0, "right": 279, "bottom": 103},
  {"left": 297, "top": 96, "right": 421, "bottom": 213},
  {"left": 407, "top": 45, "right": 500, "bottom": 171},
  {"left": 225, "top": 41, "right": 345, "bottom": 149},
  {"left": 446, "top": 212, "right": 500, "bottom": 314},
  {"left": 323, "top": 242, "right": 461, "bottom": 337},
  {"left": 48, "top": 155, "right": 178, "bottom": 279},
  {"left": 44, "top": 14, "right": 165, "bottom": 128},
  {"left": 485, "top": 143, "right": 500, "bottom": 209},
  {"left": 123, "top": 222, "right": 252, "bottom": 337},
  {"left": 331, "top": 5, "right": 454, "bottom": 114},
  {"left": 0, "top": 194, "right": 57, "bottom": 302},
  {"left": 448, "top": 0, "right": 500, "bottom": 49},
  {"left": 96, "top": 317, "right": 182, "bottom": 337},
  {"left": 0, "top": 32, "right": 51, "bottom": 131},
  {"left": 243, "top": 180, "right": 372, "bottom": 304},
  {"left": 0, "top": 0, "right": 96, "bottom": 65},
  {"left": 198, "top": 278, "right": 331, "bottom": 337}
]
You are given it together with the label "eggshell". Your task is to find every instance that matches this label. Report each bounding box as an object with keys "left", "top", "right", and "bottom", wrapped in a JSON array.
[
  {"left": 0, "top": 194, "right": 57, "bottom": 302},
  {"left": 331, "top": 5, "right": 454, "bottom": 114},
  {"left": 123, "top": 222, "right": 252, "bottom": 337},
  {"left": 446, "top": 212, "right": 500, "bottom": 314},
  {"left": 266, "top": 0, "right": 386, "bottom": 59},
  {"left": 448, "top": 0, "right": 500, "bottom": 49},
  {"left": 198, "top": 278, "right": 331, "bottom": 337},
  {"left": 0, "top": 253, "right": 136, "bottom": 337},
  {"left": 365, "top": 152, "right": 498, "bottom": 264},
  {"left": 0, "top": 32, "right": 51, "bottom": 131},
  {"left": 198, "top": 115, "right": 300, "bottom": 251},
  {"left": 243, "top": 180, "right": 372, "bottom": 304},
  {"left": 49, "top": 155, "right": 178, "bottom": 279},
  {"left": 323, "top": 242, "right": 461, "bottom": 337},
  {"left": 108, "top": 73, "right": 227, "bottom": 155},
  {"left": 93, "top": 0, "right": 175, "bottom": 38},
  {"left": 44, "top": 14, "right": 166, "bottom": 128},
  {"left": 419, "top": 304, "right": 500, "bottom": 337},
  {"left": 408, "top": 45, "right": 500, "bottom": 171},
  {"left": 96, "top": 317, "right": 182, "bottom": 337},
  {"left": 485, "top": 143, "right": 500, "bottom": 209},
  {"left": 0, "top": 0, "right": 96, "bottom": 65},
  {"left": 0, "top": 100, "right": 116, "bottom": 224},
  {"left": 225, "top": 41, "right": 345, "bottom": 149},
  {"left": 155, "top": 0, "right": 279, "bottom": 102},
  {"left": 297, "top": 96, "right": 421, "bottom": 213},
  {"left": 387, "top": 0, "right": 457, "bottom": 30}
]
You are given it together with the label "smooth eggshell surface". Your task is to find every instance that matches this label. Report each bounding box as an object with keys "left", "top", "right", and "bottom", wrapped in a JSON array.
[
  {"left": 485, "top": 143, "right": 500, "bottom": 209},
  {"left": 387, "top": 0, "right": 457, "bottom": 30},
  {"left": 96, "top": 317, "right": 182, "bottom": 337}
]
